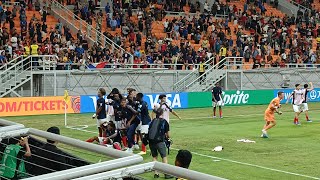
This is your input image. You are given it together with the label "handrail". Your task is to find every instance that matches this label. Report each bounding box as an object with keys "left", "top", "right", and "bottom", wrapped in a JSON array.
[
  {"left": 185, "top": 57, "right": 239, "bottom": 89},
  {"left": 3, "top": 1, "right": 20, "bottom": 7},
  {"left": 95, "top": 6, "right": 228, "bottom": 18},
  {"left": 48, "top": 0, "right": 134, "bottom": 62},
  {"left": 0, "top": 55, "right": 59, "bottom": 97},
  {"left": 289, "top": 0, "right": 311, "bottom": 12},
  {"left": 173, "top": 55, "right": 216, "bottom": 92},
  {"left": 0, "top": 56, "right": 23, "bottom": 70}
]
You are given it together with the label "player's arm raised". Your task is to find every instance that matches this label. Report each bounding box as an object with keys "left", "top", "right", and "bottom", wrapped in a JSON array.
[
  {"left": 309, "top": 82, "right": 314, "bottom": 91},
  {"left": 285, "top": 93, "right": 293, "bottom": 104},
  {"left": 151, "top": 104, "right": 158, "bottom": 119}
]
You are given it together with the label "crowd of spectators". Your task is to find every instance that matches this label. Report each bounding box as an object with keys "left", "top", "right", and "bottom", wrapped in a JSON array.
[
  {"left": 77, "top": 0, "right": 320, "bottom": 70},
  {"left": 1, "top": 0, "right": 320, "bottom": 70}
]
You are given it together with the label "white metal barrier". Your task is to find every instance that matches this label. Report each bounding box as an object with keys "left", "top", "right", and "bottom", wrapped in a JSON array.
[{"left": 0, "top": 119, "right": 226, "bottom": 180}]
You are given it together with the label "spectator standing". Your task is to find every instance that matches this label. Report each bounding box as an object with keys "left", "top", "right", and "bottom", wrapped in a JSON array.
[
  {"left": 33, "top": 127, "right": 67, "bottom": 175},
  {"left": 0, "top": 137, "right": 31, "bottom": 179}
]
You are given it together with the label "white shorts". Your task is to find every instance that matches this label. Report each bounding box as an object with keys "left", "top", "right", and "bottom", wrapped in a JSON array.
[
  {"left": 136, "top": 122, "right": 149, "bottom": 134},
  {"left": 137, "top": 124, "right": 149, "bottom": 134},
  {"left": 98, "top": 137, "right": 105, "bottom": 144},
  {"left": 98, "top": 137, "right": 113, "bottom": 145},
  {"left": 114, "top": 121, "right": 126, "bottom": 130},
  {"left": 97, "top": 118, "right": 108, "bottom": 127},
  {"left": 212, "top": 100, "right": 223, "bottom": 107},
  {"left": 293, "top": 105, "right": 302, "bottom": 113},
  {"left": 106, "top": 114, "right": 114, "bottom": 123},
  {"left": 302, "top": 103, "right": 309, "bottom": 112},
  {"left": 136, "top": 122, "right": 142, "bottom": 133}
]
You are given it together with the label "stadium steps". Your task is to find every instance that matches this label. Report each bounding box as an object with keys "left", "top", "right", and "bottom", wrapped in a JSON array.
[{"left": 0, "top": 72, "right": 31, "bottom": 98}]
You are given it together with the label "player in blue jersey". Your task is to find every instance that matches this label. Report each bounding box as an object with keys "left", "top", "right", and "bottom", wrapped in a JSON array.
[
  {"left": 302, "top": 82, "right": 314, "bottom": 122},
  {"left": 212, "top": 84, "right": 223, "bottom": 118},
  {"left": 135, "top": 93, "right": 151, "bottom": 155},
  {"left": 92, "top": 88, "right": 107, "bottom": 137}
]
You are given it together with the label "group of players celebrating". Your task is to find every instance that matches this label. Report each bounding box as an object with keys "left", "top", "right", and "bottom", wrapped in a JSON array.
[
  {"left": 262, "top": 82, "right": 314, "bottom": 138},
  {"left": 88, "top": 87, "right": 181, "bottom": 156}
]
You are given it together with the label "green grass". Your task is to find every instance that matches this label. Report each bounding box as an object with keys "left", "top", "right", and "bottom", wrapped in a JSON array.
[{"left": 4, "top": 103, "right": 320, "bottom": 180}]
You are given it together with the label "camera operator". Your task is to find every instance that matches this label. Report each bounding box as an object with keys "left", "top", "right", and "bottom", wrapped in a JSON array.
[{"left": 148, "top": 108, "right": 173, "bottom": 179}]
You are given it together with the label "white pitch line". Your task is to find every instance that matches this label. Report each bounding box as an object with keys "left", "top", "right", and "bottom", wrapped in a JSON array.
[
  {"left": 67, "top": 126, "right": 320, "bottom": 179},
  {"left": 65, "top": 110, "right": 320, "bottom": 179},
  {"left": 168, "top": 109, "right": 320, "bottom": 121},
  {"left": 170, "top": 148, "right": 319, "bottom": 180}
]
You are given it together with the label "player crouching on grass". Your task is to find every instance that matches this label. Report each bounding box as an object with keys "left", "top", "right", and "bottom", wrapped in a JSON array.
[
  {"left": 92, "top": 88, "right": 107, "bottom": 137},
  {"left": 261, "top": 91, "right": 284, "bottom": 138},
  {"left": 86, "top": 121, "right": 122, "bottom": 150}
]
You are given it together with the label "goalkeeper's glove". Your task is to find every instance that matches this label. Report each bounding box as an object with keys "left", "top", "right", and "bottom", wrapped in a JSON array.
[
  {"left": 278, "top": 111, "right": 282, "bottom": 115},
  {"left": 92, "top": 114, "right": 97, "bottom": 119}
]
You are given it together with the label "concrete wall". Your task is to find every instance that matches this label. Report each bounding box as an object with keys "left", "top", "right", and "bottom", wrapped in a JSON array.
[
  {"left": 36, "top": 70, "right": 191, "bottom": 96},
  {"left": 227, "top": 69, "right": 320, "bottom": 90}
]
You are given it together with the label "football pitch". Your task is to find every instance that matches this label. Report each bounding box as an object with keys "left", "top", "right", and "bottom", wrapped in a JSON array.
[{"left": 4, "top": 103, "right": 320, "bottom": 180}]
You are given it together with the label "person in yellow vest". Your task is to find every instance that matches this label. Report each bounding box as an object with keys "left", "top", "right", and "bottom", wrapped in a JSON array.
[
  {"left": 23, "top": 43, "right": 30, "bottom": 57},
  {"left": 219, "top": 44, "right": 227, "bottom": 60},
  {"left": 23, "top": 43, "right": 31, "bottom": 70},
  {"left": 30, "top": 41, "right": 39, "bottom": 68},
  {"left": 198, "top": 60, "right": 205, "bottom": 84},
  {"left": 175, "top": 149, "right": 192, "bottom": 180},
  {"left": 317, "top": 36, "right": 320, "bottom": 46},
  {"left": 219, "top": 44, "right": 227, "bottom": 69}
]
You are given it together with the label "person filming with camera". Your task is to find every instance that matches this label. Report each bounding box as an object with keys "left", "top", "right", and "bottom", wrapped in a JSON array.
[{"left": 147, "top": 108, "right": 173, "bottom": 179}]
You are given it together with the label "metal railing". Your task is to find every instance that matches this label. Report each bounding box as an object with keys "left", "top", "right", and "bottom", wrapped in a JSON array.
[
  {"left": 48, "top": 0, "right": 134, "bottom": 63},
  {"left": 95, "top": 5, "right": 228, "bottom": 18},
  {"left": 0, "top": 55, "right": 59, "bottom": 97},
  {"left": 0, "top": 58, "right": 31, "bottom": 97},
  {"left": 289, "top": 0, "right": 311, "bottom": 12},
  {"left": 3, "top": 1, "right": 19, "bottom": 7},
  {"left": 0, "top": 56, "right": 24, "bottom": 70},
  {"left": 173, "top": 55, "right": 215, "bottom": 92},
  {"left": 183, "top": 57, "right": 242, "bottom": 92}
]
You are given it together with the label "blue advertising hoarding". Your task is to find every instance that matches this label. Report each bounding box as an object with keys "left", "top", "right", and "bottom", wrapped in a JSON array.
[
  {"left": 274, "top": 88, "right": 320, "bottom": 104},
  {"left": 80, "top": 92, "right": 188, "bottom": 113}
]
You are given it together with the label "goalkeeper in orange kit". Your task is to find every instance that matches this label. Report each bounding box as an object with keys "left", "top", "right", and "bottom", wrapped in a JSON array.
[{"left": 261, "top": 91, "right": 284, "bottom": 138}]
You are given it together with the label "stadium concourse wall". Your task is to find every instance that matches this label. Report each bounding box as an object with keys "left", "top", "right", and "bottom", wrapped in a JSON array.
[{"left": 1, "top": 89, "right": 320, "bottom": 116}]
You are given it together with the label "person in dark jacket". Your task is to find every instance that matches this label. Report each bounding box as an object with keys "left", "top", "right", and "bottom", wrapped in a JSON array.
[{"left": 33, "top": 127, "right": 69, "bottom": 175}]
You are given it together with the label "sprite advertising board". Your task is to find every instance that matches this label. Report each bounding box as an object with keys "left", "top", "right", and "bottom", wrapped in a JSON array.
[{"left": 188, "top": 90, "right": 274, "bottom": 108}]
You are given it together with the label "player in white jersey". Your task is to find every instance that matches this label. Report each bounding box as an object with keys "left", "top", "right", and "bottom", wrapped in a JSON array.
[
  {"left": 106, "top": 98, "right": 115, "bottom": 122},
  {"left": 286, "top": 84, "right": 305, "bottom": 125},
  {"left": 152, "top": 94, "right": 181, "bottom": 123},
  {"left": 302, "top": 82, "right": 314, "bottom": 122}
]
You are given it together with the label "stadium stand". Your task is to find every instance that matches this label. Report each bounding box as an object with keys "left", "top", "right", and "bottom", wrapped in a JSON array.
[{"left": 0, "top": 0, "right": 320, "bottom": 71}]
